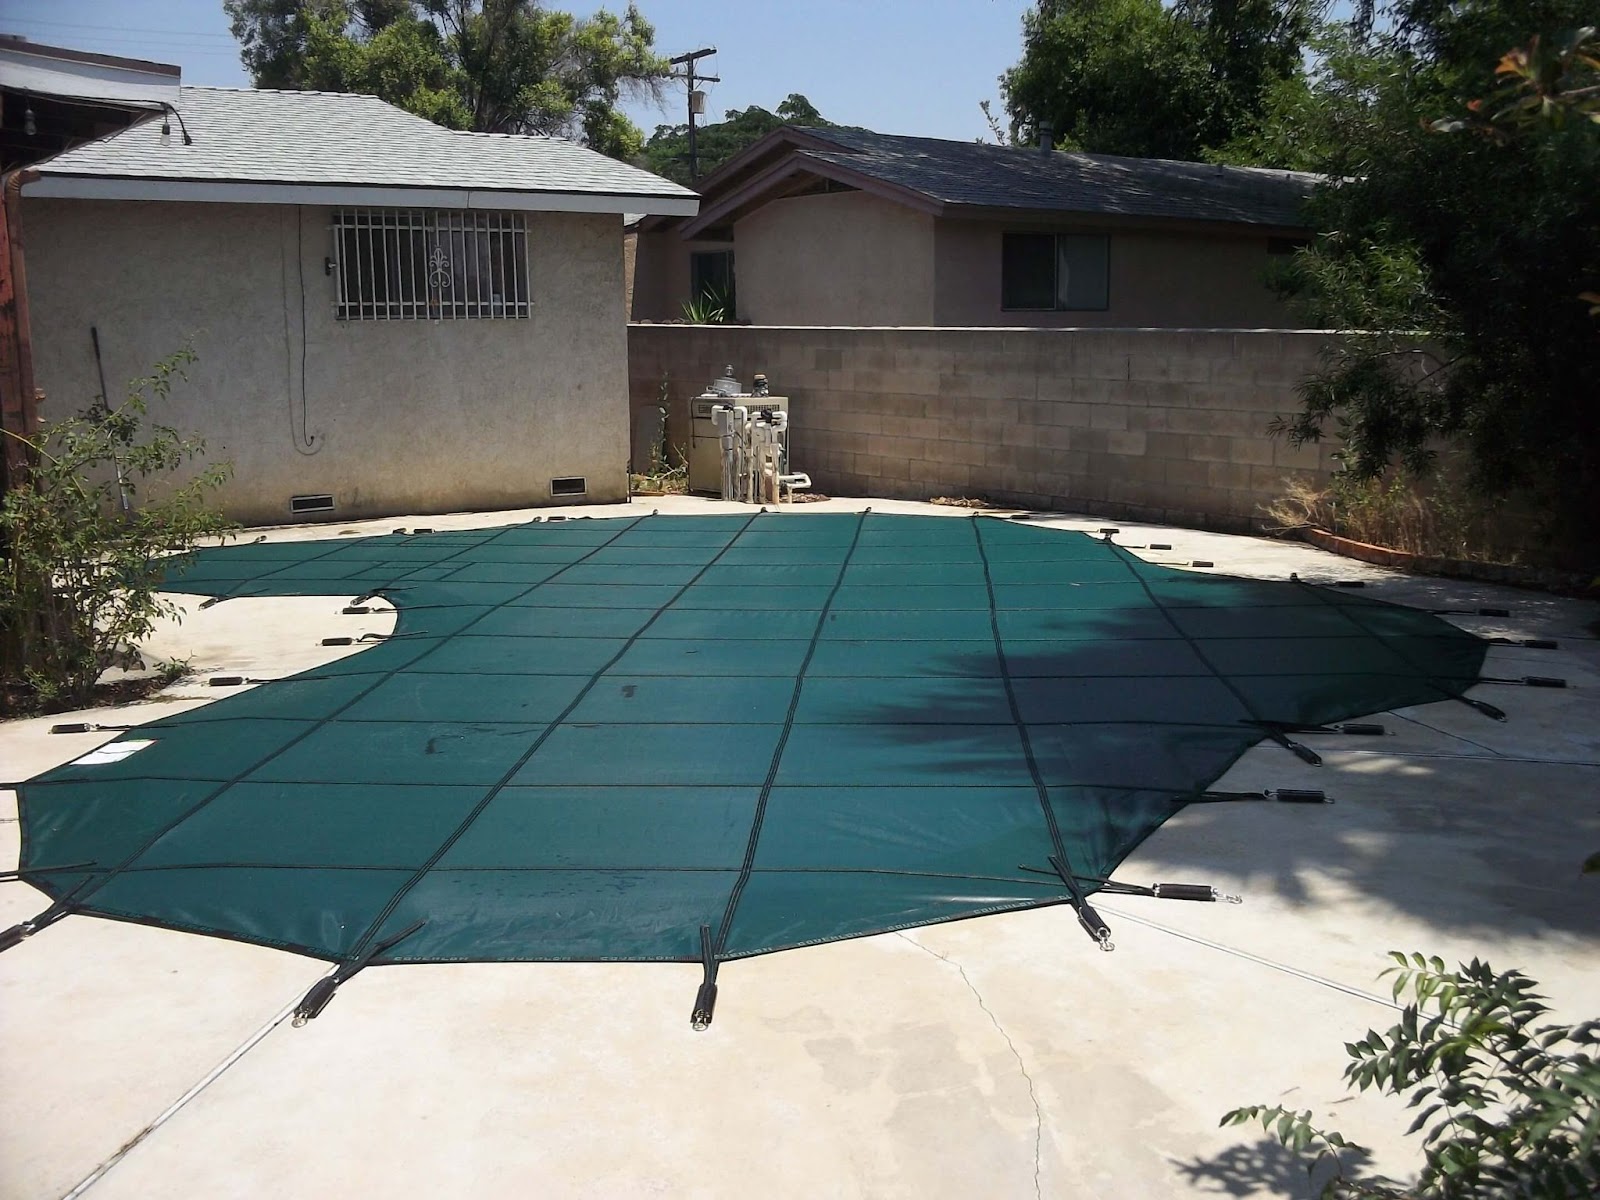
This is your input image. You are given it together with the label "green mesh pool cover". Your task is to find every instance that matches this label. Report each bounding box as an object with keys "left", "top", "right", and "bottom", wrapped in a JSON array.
[{"left": 15, "top": 513, "right": 1487, "bottom": 982}]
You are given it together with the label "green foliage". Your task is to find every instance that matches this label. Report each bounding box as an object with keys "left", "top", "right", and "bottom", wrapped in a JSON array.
[
  {"left": 681, "top": 283, "right": 731, "bottom": 325},
  {"left": 1000, "top": 0, "right": 1317, "bottom": 161},
  {"left": 0, "top": 351, "right": 235, "bottom": 709},
  {"left": 300, "top": 1, "right": 470, "bottom": 127},
  {"left": 1209, "top": 23, "right": 1395, "bottom": 169},
  {"left": 1430, "top": 26, "right": 1600, "bottom": 138},
  {"left": 1267, "top": 2, "right": 1600, "bottom": 564},
  {"left": 1223, "top": 954, "right": 1600, "bottom": 1198},
  {"left": 223, "top": 0, "right": 668, "bottom": 156},
  {"left": 643, "top": 93, "right": 834, "bottom": 185}
]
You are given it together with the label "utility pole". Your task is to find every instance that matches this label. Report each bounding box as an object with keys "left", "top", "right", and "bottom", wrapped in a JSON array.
[{"left": 669, "top": 47, "right": 719, "bottom": 183}]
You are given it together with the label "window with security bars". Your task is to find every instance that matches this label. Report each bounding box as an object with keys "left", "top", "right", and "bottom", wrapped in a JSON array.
[{"left": 332, "top": 208, "right": 530, "bottom": 320}]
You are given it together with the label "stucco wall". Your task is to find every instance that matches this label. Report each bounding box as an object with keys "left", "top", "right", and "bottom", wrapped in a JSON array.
[
  {"left": 933, "top": 221, "right": 1297, "bottom": 328},
  {"left": 26, "top": 198, "right": 629, "bottom": 524},
  {"left": 735, "top": 190, "right": 935, "bottom": 326},
  {"left": 629, "top": 231, "right": 733, "bottom": 322},
  {"left": 629, "top": 324, "right": 1341, "bottom": 530}
]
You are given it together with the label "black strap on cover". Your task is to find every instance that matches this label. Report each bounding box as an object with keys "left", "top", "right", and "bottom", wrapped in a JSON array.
[
  {"left": 0, "top": 874, "right": 101, "bottom": 953},
  {"left": 292, "top": 920, "right": 426, "bottom": 1026},
  {"left": 1022, "top": 865, "right": 1240, "bottom": 904},
  {"left": 1195, "top": 788, "right": 1330, "bottom": 804},
  {"left": 691, "top": 925, "right": 720, "bottom": 1031},
  {"left": 1048, "top": 855, "right": 1114, "bottom": 951},
  {"left": 1250, "top": 722, "right": 1323, "bottom": 765},
  {"left": 1245, "top": 719, "right": 1385, "bottom": 737}
]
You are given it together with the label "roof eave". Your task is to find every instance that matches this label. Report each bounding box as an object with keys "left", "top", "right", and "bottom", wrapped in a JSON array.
[
  {"left": 940, "top": 202, "right": 1312, "bottom": 236},
  {"left": 23, "top": 174, "right": 699, "bottom": 217},
  {"left": 679, "top": 151, "right": 941, "bottom": 239}
]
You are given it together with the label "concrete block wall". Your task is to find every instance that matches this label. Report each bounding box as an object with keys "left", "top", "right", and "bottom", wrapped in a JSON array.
[{"left": 628, "top": 326, "right": 1342, "bottom": 530}]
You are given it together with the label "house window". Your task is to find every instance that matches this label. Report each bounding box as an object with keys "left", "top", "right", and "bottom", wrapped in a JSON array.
[
  {"left": 1001, "top": 232, "right": 1109, "bottom": 311},
  {"left": 332, "top": 208, "right": 529, "bottom": 320},
  {"left": 690, "top": 249, "right": 735, "bottom": 310}
]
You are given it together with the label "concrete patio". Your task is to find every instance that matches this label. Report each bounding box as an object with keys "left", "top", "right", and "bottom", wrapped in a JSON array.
[{"left": 3, "top": 495, "right": 1596, "bottom": 1200}]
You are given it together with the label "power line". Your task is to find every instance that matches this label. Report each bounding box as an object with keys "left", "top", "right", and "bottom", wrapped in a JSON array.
[{"left": 0, "top": 18, "right": 238, "bottom": 40}]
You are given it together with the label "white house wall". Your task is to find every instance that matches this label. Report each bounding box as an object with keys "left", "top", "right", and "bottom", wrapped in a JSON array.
[{"left": 25, "top": 198, "right": 628, "bottom": 524}]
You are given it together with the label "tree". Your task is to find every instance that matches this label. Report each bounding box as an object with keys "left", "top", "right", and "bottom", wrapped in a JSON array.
[
  {"left": 642, "top": 93, "right": 834, "bottom": 186},
  {"left": 224, "top": 0, "right": 668, "bottom": 157},
  {"left": 999, "top": 0, "right": 1318, "bottom": 161},
  {"left": 1207, "top": 22, "right": 1392, "bottom": 169},
  {"left": 1265, "top": 3, "right": 1600, "bottom": 562}
]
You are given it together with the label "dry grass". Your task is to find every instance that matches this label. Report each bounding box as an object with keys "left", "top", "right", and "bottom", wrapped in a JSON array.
[{"left": 1264, "top": 469, "right": 1525, "bottom": 565}]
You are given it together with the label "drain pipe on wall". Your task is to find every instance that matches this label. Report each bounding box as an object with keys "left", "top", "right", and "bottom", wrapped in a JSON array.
[{"left": 1, "top": 167, "right": 43, "bottom": 498}]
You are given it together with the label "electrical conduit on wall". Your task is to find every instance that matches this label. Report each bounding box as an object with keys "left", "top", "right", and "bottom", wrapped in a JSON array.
[{"left": 282, "top": 205, "right": 319, "bottom": 456}]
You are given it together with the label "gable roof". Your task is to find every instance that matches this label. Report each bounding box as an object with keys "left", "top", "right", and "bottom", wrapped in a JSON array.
[
  {"left": 25, "top": 86, "right": 697, "bottom": 217},
  {"left": 678, "top": 125, "right": 1314, "bottom": 237}
]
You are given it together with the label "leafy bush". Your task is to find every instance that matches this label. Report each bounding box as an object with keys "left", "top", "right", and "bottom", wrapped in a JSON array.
[
  {"left": 1223, "top": 954, "right": 1600, "bottom": 1198},
  {"left": 0, "top": 350, "right": 235, "bottom": 709}
]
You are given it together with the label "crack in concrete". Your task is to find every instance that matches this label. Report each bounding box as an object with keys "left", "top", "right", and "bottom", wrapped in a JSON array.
[
  {"left": 61, "top": 992, "right": 305, "bottom": 1198},
  {"left": 896, "top": 932, "right": 1043, "bottom": 1200},
  {"left": 1388, "top": 709, "right": 1508, "bottom": 759}
]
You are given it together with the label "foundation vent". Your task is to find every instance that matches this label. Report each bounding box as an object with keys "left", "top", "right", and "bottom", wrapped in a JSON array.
[
  {"left": 550, "top": 477, "right": 587, "bottom": 497},
  {"left": 289, "top": 494, "right": 336, "bottom": 514}
]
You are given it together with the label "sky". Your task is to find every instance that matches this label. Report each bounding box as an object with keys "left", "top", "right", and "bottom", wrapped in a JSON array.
[{"left": 0, "top": 0, "right": 1040, "bottom": 142}]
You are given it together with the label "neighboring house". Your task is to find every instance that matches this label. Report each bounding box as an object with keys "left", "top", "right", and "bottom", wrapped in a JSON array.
[
  {"left": 1, "top": 37, "right": 180, "bottom": 171},
  {"left": 631, "top": 126, "right": 1316, "bottom": 328},
  {"left": 17, "top": 85, "right": 695, "bottom": 523},
  {"left": 1, "top": 38, "right": 186, "bottom": 499}
]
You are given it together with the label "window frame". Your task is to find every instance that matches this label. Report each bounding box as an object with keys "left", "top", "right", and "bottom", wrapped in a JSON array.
[
  {"left": 331, "top": 207, "right": 531, "bottom": 322},
  {"left": 689, "top": 248, "right": 736, "bottom": 312},
  {"left": 1000, "top": 230, "right": 1111, "bottom": 313}
]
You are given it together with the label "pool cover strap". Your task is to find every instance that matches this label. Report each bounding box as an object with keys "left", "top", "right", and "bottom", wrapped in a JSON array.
[
  {"left": 1047, "top": 855, "right": 1113, "bottom": 950},
  {"left": 691, "top": 925, "right": 720, "bottom": 1031},
  {"left": 0, "top": 861, "right": 96, "bottom": 881},
  {"left": 293, "top": 919, "right": 426, "bottom": 1025},
  {"left": 1197, "top": 789, "right": 1331, "bottom": 804},
  {"left": 1259, "top": 725, "right": 1322, "bottom": 765},
  {"left": 0, "top": 873, "right": 100, "bottom": 952},
  {"left": 1019, "top": 864, "right": 1237, "bottom": 903}
]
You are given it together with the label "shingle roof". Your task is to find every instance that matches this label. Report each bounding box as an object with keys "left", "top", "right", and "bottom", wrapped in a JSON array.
[
  {"left": 31, "top": 86, "right": 695, "bottom": 211},
  {"left": 795, "top": 127, "right": 1316, "bottom": 228}
]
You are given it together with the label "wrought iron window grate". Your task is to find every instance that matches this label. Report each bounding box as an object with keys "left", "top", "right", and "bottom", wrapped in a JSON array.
[{"left": 332, "top": 208, "right": 530, "bottom": 321}]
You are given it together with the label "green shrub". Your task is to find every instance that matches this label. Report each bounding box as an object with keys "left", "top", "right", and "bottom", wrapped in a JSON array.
[
  {"left": 1223, "top": 954, "right": 1600, "bottom": 1198},
  {"left": 1, "top": 350, "right": 235, "bottom": 709}
]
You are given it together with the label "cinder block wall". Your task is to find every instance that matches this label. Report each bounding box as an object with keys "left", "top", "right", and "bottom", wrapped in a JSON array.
[{"left": 628, "top": 326, "right": 1342, "bottom": 530}]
